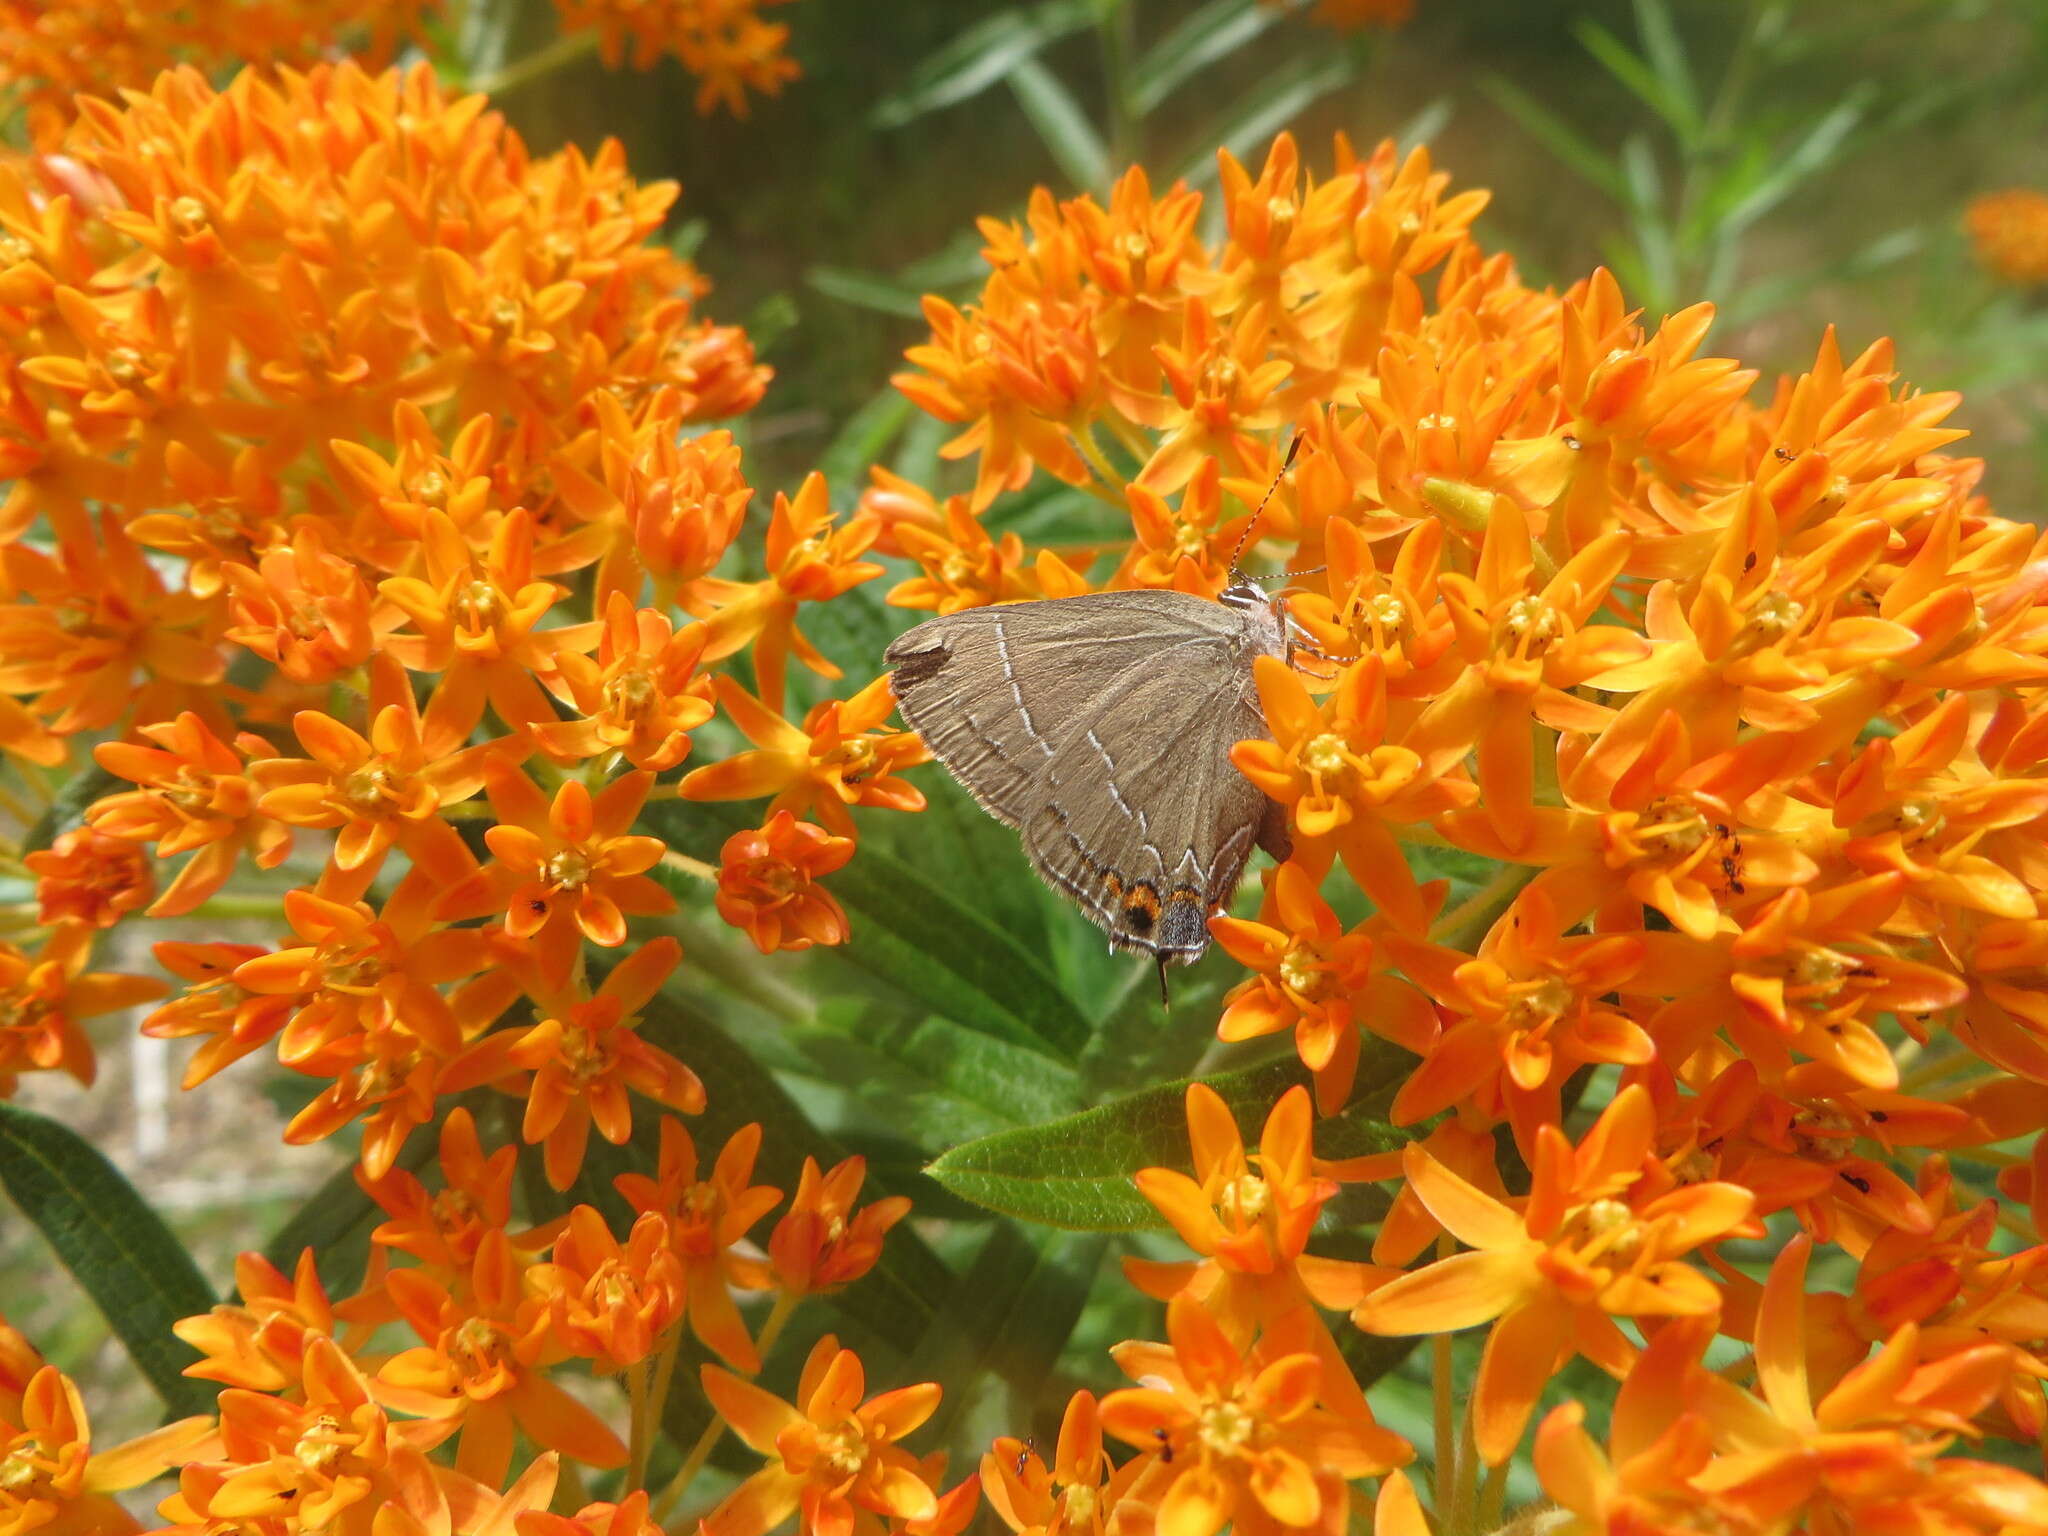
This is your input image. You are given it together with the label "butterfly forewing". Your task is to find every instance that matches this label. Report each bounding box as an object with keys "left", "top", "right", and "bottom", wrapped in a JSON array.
[{"left": 886, "top": 590, "right": 1285, "bottom": 965}]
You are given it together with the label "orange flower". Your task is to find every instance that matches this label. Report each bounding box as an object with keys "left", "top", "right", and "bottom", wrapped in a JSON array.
[
  {"left": 531, "top": 1206, "right": 685, "bottom": 1372},
  {"left": 700, "top": 1335, "right": 942, "bottom": 1536},
  {"left": 381, "top": 1231, "right": 626, "bottom": 1487},
  {"left": 533, "top": 593, "right": 714, "bottom": 771},
  {"left": 1353, "top": 1084, "right": 1756, "bottom": 1464},
  {"left": 1231, "top": 654, "right": 1471, "bottom": 937},
  {"left": 220, "top": 527, "right": 381, "bottom": 686},
  {"left": 165, "top": 1342, "right": 471, "bottom": 1535},
  {"left": 683, "top": 674, "right": 929, "bottom": 839},
  {"left": 615, "top": 1118, "right": 783, "bottom": 1371},
  {"left": 378, "top": 510, "right": 599, "bottom": 743},
  {"left": 1380, "top": 887, "right": 1653, "bottom": 1142},
  {"left": 983, "top": 1392, "right": 1119, "bottom": 1536},
  {"left": 140, "top": 940, "right": 289, "bottom": 1088},
  {"left": 768, "top": 1154, "right": 911, "bottom": 1297},
  {"left": 1098, "top": 1296, "right": 1408, "bottom": 1536},
  {"left": 0, "top": 1358, "right": 208, "bottom": 1536},
  {"left": 0, "top": 923, "right": 165, "bottom": 1096},
  {"left": 1126, "top": 1084, "right": 1392, "bottom": 1421},
  {"left": 691, "top": 472, "right": 884, "bottom": 713},
  {"left": 435, "top": 768, "right": 674, "bottom": 988},
  {"left": 442, "top": 937, "right": 705, "bottom": 1191},
  {"left": 251, "top": 654, "right": 512, "bottom": 884},
  {"left": 716, "top": 811, "right": 857, "bottom": 954},
  {"left": 23, "top": 828, "right": 153, "bottom": 928},
  {"left": 357, "top": 1107, "right": 539, "bottom": 1272},
  {"left": 89, "top": 711, "right": 291, "bottom": 916},
  {"left": 1211, "top": 861, "right": 1435, "bottom": 1114},
  {"left": 1966, "top": 187, "right": 2048, "bottom": 286},
  {"left": 550, "top": 0, "right": 800, "bottom": 115}
]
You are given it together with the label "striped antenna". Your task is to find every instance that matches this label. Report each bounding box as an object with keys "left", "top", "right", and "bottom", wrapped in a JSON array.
[{"left": 1226, "top": 430, "right": 1303, "bottom": 575}]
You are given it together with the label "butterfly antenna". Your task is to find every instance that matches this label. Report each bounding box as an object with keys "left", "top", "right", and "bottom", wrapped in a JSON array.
[{"left": 1227, "top": 430, "right": 1304, "bottom": 576}]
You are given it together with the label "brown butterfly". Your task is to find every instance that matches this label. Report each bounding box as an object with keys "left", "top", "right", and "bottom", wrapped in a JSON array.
[{"left": 884, "top": 575, "right": 1294, "bottom": 986}]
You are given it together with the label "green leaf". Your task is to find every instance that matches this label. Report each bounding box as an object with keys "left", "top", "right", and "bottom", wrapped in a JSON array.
[
  {"left": 1572, "top": 19, "right": 1702, "bottom": 148},
  {"left": 805, "top": 265, "right": 929, "bottom": 320},
  {"left": 22, "top": 762, "right": 119, "bottom": 855},
  {"left": 1713, "top": 89, "right": 1873, "bottom": 237},
  {"left": 926, "top": 1051, "right": 1413, "bottom": 1231},
  {"left": 263, "top": 1127, "right": 441, "bottom": 1299},
  {"left": 1629, "top": 0, "right": 1703, "bottom": 142},
  {"left": 909, "top": 1223, "right": 1108, "bottom": 1453},
  {"left": 1173, "top": 47, "right": 1365, "bottom": 187},
  {"left": 0, "top": 1102, "right": 215, "bottom": 1415},
  {"left": 1479, "top": 75, "right": 1625, "bottom": 202},
  {"left": 646, "top": 800, "right": 1093, "bottom": 1061},
  {"left": 818, "top": 389, "right": 917, "bottom": 491},
  {"left": 871, "top": 2, "right": 1094, "bottom": 129},
  {"left": 1128, "top": 0, "right": 1275, "bottom": 115},
  {"left": 1008, "top": 56, "right": 1112, "bottom": 191}
]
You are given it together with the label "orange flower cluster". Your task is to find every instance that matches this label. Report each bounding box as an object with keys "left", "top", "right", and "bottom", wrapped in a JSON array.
[
  {"left": 551, "top": 0, "right": 801, "bottom": 117},
  {"left": 886, "top": 129, "right": 2048, "bottom": 1522},
  {"left": 1260, "top": 0, "right": 1415, "bottom": 31},
  {"left": 0, "top": 0, "right": 433, "bottom": 146},
  {"left": 1965, "top": 187, "right": 2048, "bottom": 286},
  {"left": 0, "top": 60, "right": 942, "bottom": 1153}
]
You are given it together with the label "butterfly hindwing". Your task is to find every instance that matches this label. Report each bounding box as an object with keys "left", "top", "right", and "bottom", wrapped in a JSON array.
[{"left": 887, "top": 589, "right": 1288, "bottom": 966}]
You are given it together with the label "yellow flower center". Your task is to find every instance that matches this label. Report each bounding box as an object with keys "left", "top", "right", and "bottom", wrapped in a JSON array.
[
  {"left": 941, "top": 551, "right": 976, "bottom": 585},
  {"left": 1732, "top": 591, "right": 1805, "bottom": 655},
  {"left": 1197, "top": 1397, "right": 1257, "bottom": 1456},
  {"left": 815, "top": 1422, "right": 869, "bottom": 1477},
  {"left": 604, "top": 668, "right": 658, "bottom": 717},
  {"left": 293, "top": 1413, "right": 345, "bottom": 1474},
  {"left": 1302, "top": 732, "right": 1348, "bottom": 777},
  {"left": 1278, "top": 939, "right": 1332, "bottom": 1001},
  {"left": 1218, "top": 1173, "right": 1270, "bottom": 1226},
  {"left": 409, "top": 470, "right": 450, "bottom": 509},
  {"left": 1360, "top": 593, "right": 1407, "bottom": 635},
  {"left": 835, "top": 737, "right": 877, "bottom": 784},
  {"left": 0, "top": 233, "right": 33, "bottom": 267},
  {"left": 161, "top": 767, "right": 216, "bottom": 813},
  {"left": 1504, "top": 976, "right": 1572, "bottom": 1030},
  {"left": 169, "top": 195, "right": 210, "bottom": 234},
  {"left": 543, "top": 848, "right": 593, "bottom": 891},
  {"left": 340, "top": 763, "right": 403, "bottom": 816},
  {"left": 103, "top": 347, "right": 148, "bottom": 387},
  {"left": 452, "top": 1317, "right": 512, "bottom": 1380},
  {"left": 1062, "top": 1484, "right": 1099, "bottom": 1525},
  {"left": 1633, "top": 798, "right": 1710, "bottom": 859},
  {"left": 0, "top": 1445, "right": 47, "bottom": 1497},
  {"left": 1789, "top": 947, "right": 1850, "bottom": 997},
  {"left": 1201, "top": 355, "right": 1243, "bottom": 397},
  {"left": 453, "top": 579, "right": 503, "bottom": 629},
  {"left": 1498, "top": 595, "right": 1563, "bottom": 658},
  {"left": 1570, "top": 1198, "right": 1642, "bottom": 1262},
  {"left": 1790, "top": 1106, "right": 1856, "bottom": 1163}
]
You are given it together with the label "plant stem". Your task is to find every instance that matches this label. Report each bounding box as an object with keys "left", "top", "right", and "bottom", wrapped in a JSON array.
[
  {"left": 1433, "top": 1327, "right": 1455, "bottom": 1519},
  {"left": 661, "top": 848, "right": 721, "bottom": 885},
  {"left": 625, "top": 1355, "right": 653, "bottom": 1491},
  {"left": 1095, "top": 0, "right": 1140, "bottom": 167},
  {"left": 649, "top": 1290, "right": 801, "bottom": 1524},
  {"left": 1430, "top": 864, "right": 1539, "bottom": 952},
  {"left": 468, "top": 28, "right": 600, "bottom": 99},
  {"left": 1072, "top": 423, "right": 1132, "bottom": 497}
]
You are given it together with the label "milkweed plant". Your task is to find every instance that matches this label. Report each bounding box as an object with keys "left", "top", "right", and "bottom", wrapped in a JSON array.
[{"left": 1, "top": 4, "right": 2047, "bottom": 1536}]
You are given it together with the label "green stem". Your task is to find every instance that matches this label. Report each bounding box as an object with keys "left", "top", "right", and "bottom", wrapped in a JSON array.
[
  {"left": 1429, "top": 863, "right": 1539, "bottom": 953},
  {"left": 1432, "top": 1326, "right": 1455, "bottom": 1519},
  {"left": 649, "top": 1291, "right": 801, "bottom": 1524},
  {"left": 1072, "top": 423, "right": 1132, "bottom": 498},
  {"left": 1095, "top": 0, "right": 1140, "bottom": 168},
  {"left": 625, "top": 1355, "right": 653, "bottom": 1492},
  {"left": 468, "top": 29, "right": 601, "bottom": 99}
]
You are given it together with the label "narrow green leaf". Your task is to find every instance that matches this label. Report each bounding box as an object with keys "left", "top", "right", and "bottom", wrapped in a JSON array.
[
  {"left": 805, "top": 265, "right": 928, "bottom": 320},
  {"left": 1630, "top": 0, "right": 1703, "bottom": 141},
  {"left": 926, "top": 1051, "right": 1413, "bottom": 1231},
  {"left": 818, "top": 390, "right": 916, "bottom": 491},
  {"left": 646, "top": 799, "right": 1093, "bottom": 1061},
  {"left": 1572, "top": 19, "right": 1701, "bottom": 147},
  {"left": 1479, "top": 76, "right": 1625, "bottom": 201},
  {"left": 0, "top": 1102, "right": 215, "bottom": 1415},
  {"left": 22, "top": 763, "right": 118, "bottom": 855},
  {"left": 870, "top": 2, "right": 1094, "bottom": 129},
  {"left": 1173, "top": 47, "right": 1364, "bottom": 187},
  {"left": 263, "top": 1129, "right": 439, "bottom": 1298},
  {"left": 1128, "top": 0, "right": 1276, "bottom": 115},
  {"left": 1008, "top": 56, "right": 1112, "bottom": 190},
  {"left": 1392, "top": 96, "right": 1454, "bottom": 152},
  {"left": 1716, "top": 90, "right": 1873, "bottom": 236}
]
